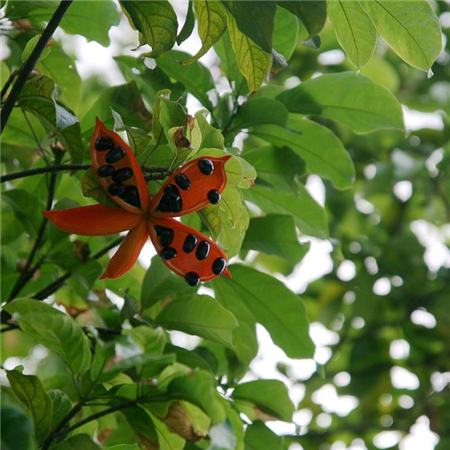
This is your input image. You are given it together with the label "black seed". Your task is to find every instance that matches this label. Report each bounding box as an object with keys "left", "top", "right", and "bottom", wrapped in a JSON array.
[
  {"left": 212, "top": 257, "right": 227, "bottom": 275},
  {"left": 97, "top": 164, "right": 114, "bottom": 177},
  {"left": 185, "top": 272, "right": 200, "bottom": 287},
  {"left": 95, "top": 136, "right": 113, "bottom": 151},
  {"left": 164, "top": 184, "right": 180, "bottom": 197},
  {"left": 183, "top": 234, "right": 198, "bottom": 253},
  {"left": 112, "top": 167, "right": 133, "bottom": 183},
  {"left": 207, "top": 189, "right": 221, "bottom": 204},
  {"left": 160, "top": 247, "right": 177, "bottom": 260},
  {"left": 157, "top": 193, "right": 182, "bottom": 213},
  {"left": 196, "top": 240, "right": 210, "bottom": 260},
  {"left": 198, "top": 158, "right": 214, "bottom": 175},
  {"left": 175, "top": 173, "right": 191, "bottom": 190},
  {"left": 105, "top": 146, "right": 125, "bottom": 163},
  {"left": 120, "top": 186, "right": 141, "bottom": 208},
  {"left": 155, "top": 225, "right": 174, "bottom": 247},
  {"left": 108, "top": 183, "right": 126, "bottom": 196}
]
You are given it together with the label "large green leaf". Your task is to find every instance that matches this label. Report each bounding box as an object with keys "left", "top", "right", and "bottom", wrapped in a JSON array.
[
  {"left": 244, "top": 184, "right": 328, "bottom": 238},
  {"left": 214, "top": 265, "right": 315, "bottom": 359},
  {"left": 229, "top": 97, "right": 288, "bottom": 133},
  {"left": 232, "top": 379, "right": 294, "bottom": 422},
  {"left": 156, "top": 294, "right": 238, "bottom": 347},
  {"left": 277, "top": 72, "right": 404, "bottom": 133},
  {"left": 213, "top": 277, "right": 258, "bottom": 369},
  {"left": 5, "top": 298, "right": 91, "bottom": 375},
  {"left": 53, "top": 434, "right": 102, "bottom": 450},
  {"left": 48, "top": 389, "right": 72, "bottom": 430},
  {"left": 120, "top": 0, "right": 178, "bottom": 57},
  {"left": 276, "top": 0, "right": 327, "bottom": 36},
  {"left": 361, "top": 0, "right": 442, "bottom": 71},
  {"left": 244, "top": 421, "right": 284, "bottom": 450},
  {"left": 81, "top": 82, "right": 151, "bottom": 135},
  {"left": 252, "top": 114, "right": 355, "bottom": 189},
  {"left": 272, "top": 5, "right": 300, "bottom": 60},
  {"left": 190, "top": 0, "right": 227, "bottom": 61},
  {"left": 1, "top": 404, "right": 34, "bottom": 450},
  {"left": 328, "top": 1, "right": 377, "bottom": 68},
  {"left": 227, "top": 12, "right": 271, "bottom": 92},
  {"left": 166, "top": 370, "right": 226, "bottom": 424},
  {"left": 17, "top": 75, "right": 84, "bottom": 163},
  {"left": 6, "top": 370, "right": 52, "bottom": 443},
  {"left": 141, "top": 256, "right": 191, "bottom": 310},
  {"left": 156, "top": 50, "right": 215, "bottom": 109},
  {"left": 222, "top": 1, "right": 276, "bottom": 53},
  {"left": 243, "top": 145, "right": 305, "bottom": 193},
  {"left": 243, "top": 214, "right": 310, "bottom": 266},
  {"left": 5, "top": 0, "right": 119, "bottom": 45}
]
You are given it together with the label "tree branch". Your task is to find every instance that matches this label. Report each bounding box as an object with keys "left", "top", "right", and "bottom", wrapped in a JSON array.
[
  {"left": 0, "top": 0, "right": 74, "bottom": 133},
  {"left": 7, "top": 152, "right": 63, "bottom": 302},
  {"left": 1, "top": 164, "right": 171, "bottom": 183}
]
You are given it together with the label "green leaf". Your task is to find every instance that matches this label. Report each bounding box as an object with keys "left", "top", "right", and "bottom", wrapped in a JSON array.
[
  {"left": 361, "top": 0, "right": 442, "bottom": 71},
  {"left": 156, "top": 50, "right": 215, "bottom": 109},
  {"left": 213, "top": 32, "right": 245, "bottom": 89},
  {"left": 17, "top": 75, "right": 84, "bottom": 163},
  {"left": 167, "top": 370, "right": 226, "bottom": 424},
  {"left": 244, "top": 184, "right": 328, "bottom": 238},
  {"left": 230, "top": 97, "right": 288, "bottom": 132},
  {"left": 232, "top": 379, "right": 294, "bottom": 422},
  {"left": 244, "top": 421, "right": 284, "bottom": 450},
  {"left": 120, "top": 0, "right": 178, "bottom": 57},
  {"left": 1, "top": 404, "right": 34, "bottom": 450},
  {"left": 215, "top": 265, "right": 315, "bottom": 359},
  {"left": 48, "top": 389, "right": 72, "bottom": 430},
  {"left": 277, "top": 0, "right": 327, "bottom": 36},
  {"left": 227, "top": 12, "right": 271, "bottom": 92},
  {"left": 39, "top": 42, "right": 82, "bottom": 110},
  {"left": 100, "top": 353, "right": 176, "bottom": 382},
  {"left": 53, "top": 434, "right": 102, "bottom": 450},
  {"left": 273, "top": 5, "right": 300, "bottom": 60},
  {"left": 22, "top": 35, "right": 51, "bottom": 63},
  {"left": 60, "top": 0, "right": 120, "bottom": 46},
  {"left": 188, "top": 0, "right": 227, "bottom": 61},
  {"left": 141, "top": 256, "right": 192, "bottom": 310},
  {"left": 213, "top": 278, "right": 258, "bottom": 370},
  {"left": 5, "top": 298, "right": 91, "bottom": 375},
  {"left": 195, "top": 111, "right": 225, "bottom": 149},
  {"left": 177, "top": 0, "right": 195, "bottom": 45},
  {"left": 6, "top": 369, "right": 52, "bottom": 442},
  {"left": 243, "top": 214, "right": 310, "bottom": 266},
  {"left": 5, "top": 0, "right": 120, "bottom": 46},
  {"left": 156, "top": 294, "right": 238, "bottom": 347},
  {"left": 277, "top": 72, "right": 404, "bottom": 133},
  {"left": 252, "top": 114, "right": 355, "bottom": 189},
  {"left": 328, "top": 1, "right": 377, "bottom": 68},
  {"left": 81, "top": 82, "right": 151, "bottom": 135},
  {"left": 243, "top": 145, "right": 305, "bottom": 193}
]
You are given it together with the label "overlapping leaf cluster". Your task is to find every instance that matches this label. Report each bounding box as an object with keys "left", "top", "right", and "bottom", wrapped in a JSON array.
[{"left": 1, "top": 1, "right": 447, "bottom": 450}]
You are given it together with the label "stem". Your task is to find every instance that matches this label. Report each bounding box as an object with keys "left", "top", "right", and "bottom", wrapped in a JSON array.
[
  {"left": 40, "top": 401, "right": 83, "bottom": 450},
  {"left": 1, "top": 164, "right": 170, "bottom": 183},
  {"left": 0, "top": 0, "right": 74, "bottom": 133},
  {"left": 7, "top": 153, "right": 63, "bottom": 302}
]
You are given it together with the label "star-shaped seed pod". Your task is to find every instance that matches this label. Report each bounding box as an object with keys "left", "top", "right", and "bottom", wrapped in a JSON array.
[{"left": 44, "top": 119, "right": 231, "bottom": 286}]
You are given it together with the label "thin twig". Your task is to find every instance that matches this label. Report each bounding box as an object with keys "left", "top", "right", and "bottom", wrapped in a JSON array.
[
  {"left": 7, "top": 153, "right": 63, "bottom": 302},
  {"left": 33, "top": 237, "right": 123, "bottom": 301},
  {"left": 1, "top": 164, "right": 170, "bottom": 183},
  {"left": 0, "top": 0, "right": 74, "bottom": 133}
]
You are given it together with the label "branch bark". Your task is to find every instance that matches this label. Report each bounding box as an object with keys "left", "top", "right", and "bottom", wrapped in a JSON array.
[{"left": 0, "top": 0, "right": 74, "bottom": 133}]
